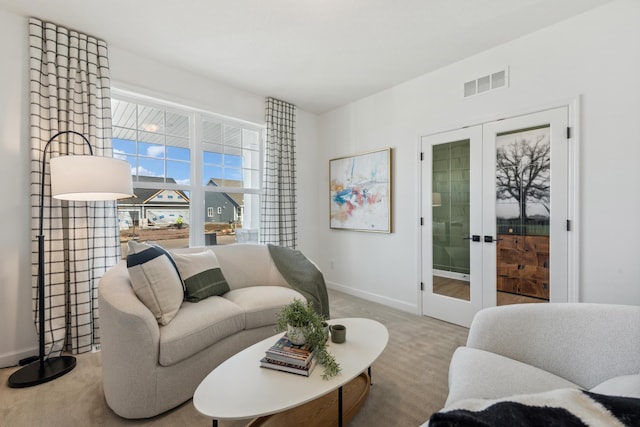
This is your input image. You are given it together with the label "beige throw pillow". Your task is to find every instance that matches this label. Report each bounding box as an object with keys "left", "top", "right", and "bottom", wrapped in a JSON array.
[{"left": 126, "top": 241, "right": 184, "bottom": 325}]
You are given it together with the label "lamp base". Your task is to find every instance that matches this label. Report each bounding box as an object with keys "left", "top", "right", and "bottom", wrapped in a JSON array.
[{"left": 8, "top": 355, "right": 76, "bottom": 388}]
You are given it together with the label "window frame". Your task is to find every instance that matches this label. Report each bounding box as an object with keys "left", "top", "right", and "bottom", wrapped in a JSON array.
[{"left": 112, "top": 89, "right": 264, "bottom": 247}]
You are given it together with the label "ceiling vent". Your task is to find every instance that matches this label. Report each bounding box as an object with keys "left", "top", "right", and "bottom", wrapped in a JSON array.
[{"left": 464, "top": 68, "right": 509, "bottom": 98}]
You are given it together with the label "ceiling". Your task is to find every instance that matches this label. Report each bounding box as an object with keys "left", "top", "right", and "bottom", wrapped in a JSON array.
[{"left": 0, "top": 0, "right": 613, "bottom": 113}]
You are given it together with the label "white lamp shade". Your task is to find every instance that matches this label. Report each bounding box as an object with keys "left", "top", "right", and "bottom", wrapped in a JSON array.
[{"left": 50, "top": 155, "right": 133, "bottom": 201}]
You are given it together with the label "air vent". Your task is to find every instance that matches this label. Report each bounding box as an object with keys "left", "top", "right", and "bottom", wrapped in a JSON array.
[{"left": 464, "top": 68, "right": 509, "bottom": 98}]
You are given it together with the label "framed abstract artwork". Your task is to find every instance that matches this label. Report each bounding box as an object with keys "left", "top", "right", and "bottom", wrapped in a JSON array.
[{"left": 329, "top": 148, "right": 392, "bottom": 233}]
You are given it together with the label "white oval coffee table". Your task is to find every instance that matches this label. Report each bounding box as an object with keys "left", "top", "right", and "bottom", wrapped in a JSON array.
[{"left": 193, "top": 317, "right": 388, "bottom": 426}]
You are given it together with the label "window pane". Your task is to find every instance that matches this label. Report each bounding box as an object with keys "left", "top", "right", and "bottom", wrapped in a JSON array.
[
  {"left": 138, "top": 142, "right": 165, "bottom": 158},
  {"left": 138, "top": 106, "right": 164, "bottom": 133},
  {"left": 136, "top": 157, "right": 164, "bottom": 178},
  {"left": 203, "top": 165, "right": 223, "bottom": 185},
  {"left": 166, "top": 111, "right": 189, "bottom": 137},
  {"left": 242, "top": 149, "right": 259, "bottom": 170},
  {"left": 167, "top": 145, "right": 190, "bottom": 161},
  {"left": 223, "top": 167, "right": 242, "bottom": 182},
  {"left": 139, "top": 131, "right": 164, "bottom": 146},
  {"left": 203, "top": 192, "right": 259, "bottom": 246},
  {"left": 113, "top": 127, "right": 137, "bottom": 142},
  {"left": 119, "top": 186, "right": 190, "bottom": 258},
  {"left": 243, "top": 129, "right": 259, "bottom": 150},
  {"left": 224, "top": 125, "right": 241, "bottom": 147},
  {"left": 204, "top": 151, "right": 223, "bottom": 165},
  {"left": 113, "top": 137, "right": 136, "bottom": 155},
  {"left": 225, "top": 146, "right": 242, "bottom": 157},
  {"left": 166, "top": 134, "right": 189, "bottom": 149},
  {"left": 243, "top": 169, "right": 260, "bottom": 188},
  {"left": 203, "top": 120, "right": 222, "bottom": 144},
  {"left": 224, "top": 154, "right": 242, "bottom": 168},
  {"left": 112, "top": 100, "right": 137, "bottom": 129},
  {"left": 167, "top": 160, "right": 190, "bottom": 185}
]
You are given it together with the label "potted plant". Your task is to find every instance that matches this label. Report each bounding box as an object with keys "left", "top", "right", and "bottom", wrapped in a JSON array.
[{"left": 275, "top": 299, "right": 341, "bottom": 379}]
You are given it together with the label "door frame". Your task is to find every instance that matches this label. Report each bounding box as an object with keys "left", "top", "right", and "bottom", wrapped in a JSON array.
[{"left": 417, "top": 97, "right": 580, "bottom": 319}]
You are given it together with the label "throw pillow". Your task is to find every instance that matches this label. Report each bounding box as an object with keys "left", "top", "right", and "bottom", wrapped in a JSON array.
[
  {"left": 126, "top": 241, "right": 184, "bottom": 325},
  {"left": 170, "top": 250, "right": 230, "bottom": 302}
]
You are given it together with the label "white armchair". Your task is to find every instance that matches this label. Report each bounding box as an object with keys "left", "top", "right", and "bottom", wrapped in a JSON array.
[{"left": 445, "top": 303, "right": 640, "bottom": 406}]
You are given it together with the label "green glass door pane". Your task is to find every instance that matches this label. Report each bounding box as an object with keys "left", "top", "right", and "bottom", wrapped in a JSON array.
[{"left": 432, "top": 139, "right": 470, "bottom": 300}]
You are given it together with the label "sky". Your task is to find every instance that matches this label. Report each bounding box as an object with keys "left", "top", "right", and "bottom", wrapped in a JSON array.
[{"left": 113, "top": 138, "right": 243, "bottom": 185}]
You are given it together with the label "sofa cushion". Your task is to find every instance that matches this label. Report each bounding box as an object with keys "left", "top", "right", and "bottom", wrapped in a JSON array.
[
  {"left": 223, "top": 286, "right": 305, "bottom": 329},
  {"left": 445, "top": 347, "right": 581, "bottom": 407},
  {"left": 212, "top": 244, "right": 288, "bottom": 289},
  {"left": 126, "top": 241, "right": 183, "bottom": 325},
  {"left": 170, "top": 250, "right": 230, "bottom": 302},
  {"left": 158, "top": 296, "right": 245, "bottom": 366},
  {"left": 590, "top": 374, "right": 640, "bottom": 399}
]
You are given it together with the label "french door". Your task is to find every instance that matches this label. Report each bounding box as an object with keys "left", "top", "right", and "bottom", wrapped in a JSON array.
[{"left": 421, "top": 107, "right": 570, "bottom": 327}]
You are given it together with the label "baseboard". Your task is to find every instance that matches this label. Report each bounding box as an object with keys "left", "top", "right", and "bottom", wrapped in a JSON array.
[
  {"left": 0, "top": 345, "right": 38, "bottom": 369},
  {"left": 326, "top": 281, "right": 419, "bottom": 315}
]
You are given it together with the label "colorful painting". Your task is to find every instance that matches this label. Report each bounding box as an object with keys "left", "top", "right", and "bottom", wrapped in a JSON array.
[{"left": 330, "top": 148, "right": 391, "bottom": 232}]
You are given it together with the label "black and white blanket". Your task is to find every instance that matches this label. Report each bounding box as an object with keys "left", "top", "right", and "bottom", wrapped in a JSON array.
[{"left": 428, "top": 388, "right": 640, "bottom": 426}]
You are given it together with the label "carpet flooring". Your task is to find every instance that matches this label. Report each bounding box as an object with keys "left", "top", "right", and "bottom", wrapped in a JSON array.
[{"left": 0, "top": 289, "right": 468, "bottom": 427}]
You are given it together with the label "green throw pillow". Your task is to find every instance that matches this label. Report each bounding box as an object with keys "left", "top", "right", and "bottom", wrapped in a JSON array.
[{"left": 170, "top": 250, "right": 230, "bottom": 302}]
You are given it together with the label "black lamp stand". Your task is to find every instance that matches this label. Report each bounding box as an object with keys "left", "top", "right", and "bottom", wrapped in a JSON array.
[{"left": 8, "top": 131, "right": 94, "bottom": 388}]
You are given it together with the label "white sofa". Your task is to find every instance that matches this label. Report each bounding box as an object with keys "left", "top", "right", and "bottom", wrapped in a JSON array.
[
  {"left": 424, "top": 303, "right": 640, "bottom": 425},
  {"left": 98, "top": 244, "right": 313, "bottom": 419}
]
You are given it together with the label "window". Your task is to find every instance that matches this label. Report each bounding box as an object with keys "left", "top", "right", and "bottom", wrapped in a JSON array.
[{"left": 112, "top": 91, "right": 263, "bottom": 255}]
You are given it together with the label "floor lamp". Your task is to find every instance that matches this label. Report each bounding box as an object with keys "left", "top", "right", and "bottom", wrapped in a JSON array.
[{"left": 8, "top": 130, "right": 133, "bottom": 388}]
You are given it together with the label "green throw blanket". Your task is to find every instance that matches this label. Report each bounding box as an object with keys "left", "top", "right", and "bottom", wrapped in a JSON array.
[{"left": 268, "top": 244, "right": 331, "bottom": 319}]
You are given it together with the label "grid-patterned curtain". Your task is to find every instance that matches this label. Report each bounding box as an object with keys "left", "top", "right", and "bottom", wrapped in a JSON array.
[
  {"left": 260, "top": 98, "right": 297, "bottom": 248},
  {"left": 29, "top": 18, "right": 119, "bottom": 356}
]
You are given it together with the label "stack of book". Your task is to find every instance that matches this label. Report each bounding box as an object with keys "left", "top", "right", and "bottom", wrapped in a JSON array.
[{"left": 259, "top": 333, "right": 317, "bottom": 376}]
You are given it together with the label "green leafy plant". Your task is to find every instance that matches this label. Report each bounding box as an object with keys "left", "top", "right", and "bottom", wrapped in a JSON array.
[{"left": 275, "top": 299, "right": 341, "bottom": 379}]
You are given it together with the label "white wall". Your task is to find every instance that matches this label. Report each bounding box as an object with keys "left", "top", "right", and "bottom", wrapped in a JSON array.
[
  {"left": 295, "top": 110, "right": 322, "bottom": 262},
  {"left": 0, "top": 9, "right": 320, "bottom": 366},
  {"left": 316, "top": 0, "right": 640, "bottom": 311},
  {"left": 109, "top": 47, "right": 265, "bottom": 125},
  {"left": 0, "top": 10, "right": 35, "bottom": 368}
]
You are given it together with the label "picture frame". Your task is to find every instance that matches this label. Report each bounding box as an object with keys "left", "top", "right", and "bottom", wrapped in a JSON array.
[{"left": 329, "top": 148, "right": 392, "bottom": 233}]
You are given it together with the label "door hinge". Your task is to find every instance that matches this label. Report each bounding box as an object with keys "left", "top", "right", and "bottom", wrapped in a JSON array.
[
  {"left": 567, "top": 127, "right": 571, "bottom": 139},
  {"left": 420, "top": 282, "right": 424, "bottom": 291},
  {"left": 566, "top": 219, "right": 571, "bottom": 231},
  {"left": 420, "top": 217, "right": 424, "bottom": 226},
  {"left": 420, "top": 152, "right": 424, "bottom": 161}
]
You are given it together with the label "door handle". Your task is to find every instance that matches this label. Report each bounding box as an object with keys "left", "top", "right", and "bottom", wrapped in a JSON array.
[
  {"left": 484, "top": 235, "right": 504, "bottom": 243},
  {"left": 463, "top": 235, "right": 481, "bottom": 242}
]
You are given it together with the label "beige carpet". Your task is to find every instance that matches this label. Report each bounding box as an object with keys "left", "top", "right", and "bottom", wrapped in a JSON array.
[{"left": 0, "top": 289, "right": 468, "bottom": 426}]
